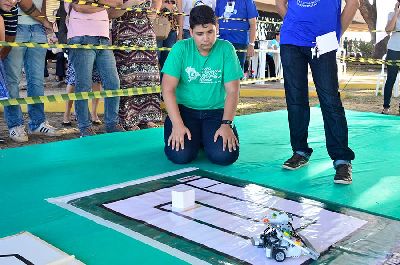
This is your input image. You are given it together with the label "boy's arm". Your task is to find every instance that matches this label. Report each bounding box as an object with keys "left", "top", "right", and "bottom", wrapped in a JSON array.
[
  {"left": 213, "top": 79, "right": 240, "bottom": 152},
  {"left": 162, "top": 74, "right": 192, "bottom": 151}
]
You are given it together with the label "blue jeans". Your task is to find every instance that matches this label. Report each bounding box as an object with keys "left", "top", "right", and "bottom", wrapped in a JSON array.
[
  {"left": 68, "top": 36, "right": 120, "bottom": 132},
  {"left": 383, "top": 49, "right": 400, "bottom": 108},
  {"left": 157, "top": 30, "right": 177, "bottom": 70},
  {"left": 183, "top": 29, "right": 191, "bottom": 40},
  {"left": 280, "top": 44, "right": 355, "bottom": 162},
  {"left": 164, "top": 105, "right": 239, "bottom": 165},
  {"left": 232, "top": 43, "right": 247, "bottom": 71},
  {"left": 3, "top": 24, "right": 47, "bottom": 130}
]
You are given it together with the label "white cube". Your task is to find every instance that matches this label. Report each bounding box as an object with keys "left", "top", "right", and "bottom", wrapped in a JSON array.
[{"left": 171, "top": 188, "right": 195, "bottom": 212}]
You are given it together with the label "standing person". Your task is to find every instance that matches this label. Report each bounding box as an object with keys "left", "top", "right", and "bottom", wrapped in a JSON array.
[
  {"left": 54, "top": 3, "right": 67, "bottom": 82},
  {"left": 108, "top": 0, "right": 162, "bottom": 131},
  {"left": 275, "top": 0, "right": 359, "bottom": 184},
  {"left": 65, "top": 0, "right": 124, "bottom": 137},
  {"left": 156, "top": 0, "right": 182, "bottom": 70},
  {"left": 0, "top": 0, "right": 19, "bottom": 143},
  {"left": 62, "top": 62, "right": 102, "bottom": 126},
  {"left": 3, "top": 0, "right": 60, "bottom": 143},
  {"left": 182, "top": 0, "right": 215, "bottom": 40},
  {"left": 162, "top": 5, "right": 243, "bottom": 165},
  {"left": 381, "top": 1, "right": 400, "bottom": 115},
  {"left": 343, "top": 36, "right": 348, "bottom": 54},
  {"left": 265, "top": 32, "right": 280, "bottom": 78},
  {"left": 215, "top": 0, "right": 258, "bottom": 70}
]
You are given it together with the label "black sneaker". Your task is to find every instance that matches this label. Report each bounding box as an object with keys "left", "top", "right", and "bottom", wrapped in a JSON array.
[
  {"left": 334, "top": 164, "right": 352, "bottom": 184},
  {"left": 282, "top": 153, "right": 309, "bottom": 170}
]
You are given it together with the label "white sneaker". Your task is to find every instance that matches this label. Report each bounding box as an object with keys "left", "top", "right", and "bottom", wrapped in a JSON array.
[
  {"left": 28, "top": 121, "right": 61, "bottom": 137},
  {"left": 9, "top": 125, "right": 29, "bottom": 143}
]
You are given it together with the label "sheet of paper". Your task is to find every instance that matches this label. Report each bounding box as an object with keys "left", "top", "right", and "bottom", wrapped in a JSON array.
[{"left": 316, "top": 31, "right": 339, "bottom": 56}]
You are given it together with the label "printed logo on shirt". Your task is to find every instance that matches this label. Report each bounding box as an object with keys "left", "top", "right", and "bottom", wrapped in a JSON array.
[
  {"left": 199, "top": 67, "right": 222, "bottom": 83},
  {"left": 185, "top": 66, "right": 222, "bottom": 83},
  {"left": 296, "top": 0, "right": 320, "bottom": 8},
  {"left": 193, "top": 0, "right": 205, "bottom": 7},
  {"left": 186, "top": 67, "right": 201, "bottom": 82},
  {"left": 223, "top": 1, "right": 237, "bottom": 19}
]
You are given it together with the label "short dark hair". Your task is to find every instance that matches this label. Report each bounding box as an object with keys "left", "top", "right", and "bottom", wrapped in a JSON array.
[{"left": 189, "top": 5, "right": 216, "bottom": 29}]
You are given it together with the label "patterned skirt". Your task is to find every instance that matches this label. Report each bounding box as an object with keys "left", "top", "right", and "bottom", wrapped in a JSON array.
[{"left": 112, "top": 5, "right": 162, "bottom": 130}]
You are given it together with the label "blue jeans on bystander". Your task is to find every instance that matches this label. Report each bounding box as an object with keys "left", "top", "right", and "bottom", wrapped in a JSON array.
[
  {"left": 164, "top": 105, "right": 239, "bottom": 166},
  {"left": 232, "top": 43, "right": 247, "bottom": 71},
  {"left": 157, "top": 30, "right": 177, "bottom": 71},
  {"left": 383, "top": 49, "right": 400, "bottom": 108},
  {"left": 67, "top": 36, "right": 120, "bottom": 132},
  {"left": 3, "top": 24, "right": 47, "bottom": 131},
  {"left": 280, "top": 44, "right": 355, "bottom": 166}
]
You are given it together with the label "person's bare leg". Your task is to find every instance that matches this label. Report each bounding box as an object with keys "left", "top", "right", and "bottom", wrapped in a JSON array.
[
  {"left": 91, "top": 82, "right": 101, "bottom": 124},
  {"left": 63, "top": 84, "right": 74, "bottom": 125}
]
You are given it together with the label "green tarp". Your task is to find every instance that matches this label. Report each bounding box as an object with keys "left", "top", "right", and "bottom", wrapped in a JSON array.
[{"left": 0, "top": 108, "right": 399, "bottom": 264}]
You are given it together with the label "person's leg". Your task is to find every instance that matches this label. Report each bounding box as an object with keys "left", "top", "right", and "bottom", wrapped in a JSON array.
[
  {"left": 44, "top": 51, "right": 49, "bottom": 78},
  {"left": 94, "top": 38, "right": 120, "bottom": 131},
  {"left": 24, "top": 24, "right": 48, "bottom": 131},
  {"left": 91, "top": 82, "right": 101, "bottom": 122},
  {"left": 164, "top": 105, "right": 201, "bottom": 164},
  {"left": 68, "top": 36, "right": 96, "bottom": 133},
  {"left": 383, "top": 50, "right": 400, "bottom": 109},
  {"left": 309, "top": 49, "right": 355, "bottom": 163},
  {"left": 3, "top": 25, "right": 27, "bottom": 130},
  {"left": 159, "top": 30, "right": 177, "bottom": 70},
  {"left": 156, "top": 39, "right": 163, "bottom": 65},
  {"left": 202, "top": 109, "right": 239, "bottom": 165},
  {"left": 55, "top": 51, "right": 66, "bottom": 81},
  {"left": 266, "top": 54, "right": 276, "bottom": 78},
  {"left": 232, "top": 43, "right": 247, "bottom": 71},
  {"left": 63, "top": 84, "right": 74, "bottom": 124},
  {"left": 280, "top": 45, "right": 313, "bottom": 156},
  {"left": 183, "top": 29, "right": 191, "bottom": 40}
]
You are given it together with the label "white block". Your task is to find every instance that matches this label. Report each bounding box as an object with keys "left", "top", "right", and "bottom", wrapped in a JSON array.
[{"left": 171, "top": 188, "right": 195, "bottom": 212}]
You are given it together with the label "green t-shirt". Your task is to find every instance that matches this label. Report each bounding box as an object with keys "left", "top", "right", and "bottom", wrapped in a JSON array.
[{"left": 162, "top": 38, "right": 243, "bottom": 110}]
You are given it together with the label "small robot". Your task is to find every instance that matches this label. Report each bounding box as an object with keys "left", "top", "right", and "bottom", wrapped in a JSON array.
[{"left": 251, "top": 211, "right": 320, "bottom": 262}]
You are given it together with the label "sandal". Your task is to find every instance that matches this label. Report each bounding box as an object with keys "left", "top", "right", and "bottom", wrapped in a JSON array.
[
  {"left": 126, "top": 125, "right": 140, "bottom": 131},
  {"left": 92, "top": 120, "right": 102, "bottom": 125},
  {"left": 62, "top": 121, "right": 72, "bottom": 126},
  {"left": 146, "top": 122, "right": 159, "bottom": 128}
]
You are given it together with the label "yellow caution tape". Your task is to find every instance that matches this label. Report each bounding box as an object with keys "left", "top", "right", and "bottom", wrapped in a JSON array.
[{"left": 0, "top": 77, "right": 282, "bottom": 106}]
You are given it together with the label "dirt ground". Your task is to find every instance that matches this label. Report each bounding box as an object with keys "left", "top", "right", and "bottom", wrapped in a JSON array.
[{"left": 0, "top": 65, "right": 397, "bottom": 150}]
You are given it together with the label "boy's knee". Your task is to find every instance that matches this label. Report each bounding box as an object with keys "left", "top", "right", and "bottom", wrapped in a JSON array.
[
  {"left": 207, "top": 150, "right": 239, "bottom": 166},
  {"left": 165, "top": 147, "right": 197, "bottom": 164}
]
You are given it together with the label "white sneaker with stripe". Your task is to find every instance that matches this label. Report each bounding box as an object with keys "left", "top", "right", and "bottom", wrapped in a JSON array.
[
  {"left": 9, "top": 125, "right": 29, "bottom": 143},
  {"left": 28, "top": 121, "right": 61, "bottom": 137}
]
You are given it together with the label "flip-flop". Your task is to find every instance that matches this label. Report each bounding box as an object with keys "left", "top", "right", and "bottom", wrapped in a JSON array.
[
  {"left": 146, "top": 122, "right": 159, "bottom": 128},
  {"left": 92, "top": 120, "right": 102, "bottom": 125},
  {"left": 62, "top": 121, "right": 72, "bottom": 126}
]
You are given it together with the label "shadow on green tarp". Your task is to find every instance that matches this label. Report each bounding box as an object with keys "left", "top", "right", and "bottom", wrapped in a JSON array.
[{"left": 0, "top": 107, "right": 399, "bottom": 264}]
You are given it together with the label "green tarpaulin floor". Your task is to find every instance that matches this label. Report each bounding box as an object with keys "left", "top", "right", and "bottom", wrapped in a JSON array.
[{"left": 0, "top": 107, "right": 399, "bottom": 264}]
